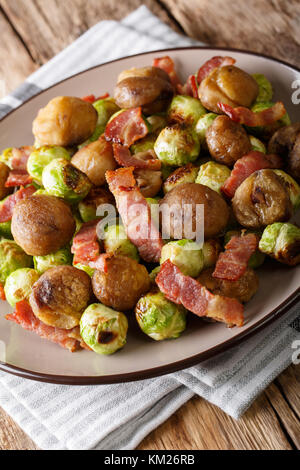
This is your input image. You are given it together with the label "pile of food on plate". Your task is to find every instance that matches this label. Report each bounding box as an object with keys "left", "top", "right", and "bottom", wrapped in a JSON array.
[{"left": 0, "top": 55, "right": 299, "bottom": 355}]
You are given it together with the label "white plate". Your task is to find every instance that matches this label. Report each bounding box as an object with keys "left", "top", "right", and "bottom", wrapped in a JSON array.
[{"left": 0, "top": 47, "right": 299, "bottom": 384}]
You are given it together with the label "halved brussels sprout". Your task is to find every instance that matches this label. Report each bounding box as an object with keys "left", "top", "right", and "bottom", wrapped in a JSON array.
[
  {"left": 249, "top": 135, "right": 266, "bottom": 154},
  {"left": 73, "top": 263, "right": 95, "bottom": 278},
  {"left": 252, "top": 74, "right": 273, "bottom": 103},
  {"left": 154, "top": 124, "right": 200, "bottom": 166},
  {"left": 0, "top": 239, "right": 32, "bottom": 284},
  {"left": 33, "top": 247, "right": 72, "bottom": 274},
  {"left": 27, "top": 146, "right": 71, "bottom": 184},
  {"left": 168, "top": 95, "right": 206, "bottom": 127},
  {"left": 4, "top": 268, "right": 39, "bottom": 307},
  {"left": 224, "top": 230, "right": 265, "bottom": 269},
  {"left": 42, "top": 158, "right": 92, "bottom": 203},
  {"left": 248, "top": 101, "right": 291, "bottom": 137},
  {"left": 104, "top": 224, "right": 139, "bottom": 261},
  {"left": 195, "top": 113, "right": 217, "bottom": 149},
  {"left": 160, "top": 239, "right": 204, "bottom": 278},
  {"left": 135, "top": 291, "right": 186, "bottom": 341},
  {"left": 163, "top": 163, "right": 199, "bottom": 194},
  {"left": 80, "top": 303, "right": 128, "bottom": 355},
  {"left": 273, "top": 170, "right": 300, "bottom": 210},
  {"left": 196, "top": 161, "right": 231, "bottom": 195},
  {"left": 202, "top": 239, "right": 222, "bottom": 269},
  {"left": 259, "top": 223, "right": 300, "bottom": 266}
]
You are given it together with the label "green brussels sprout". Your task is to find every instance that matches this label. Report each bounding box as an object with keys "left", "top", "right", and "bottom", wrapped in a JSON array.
[
  {"left": 202, "top": 239, "right": 222, "bottom": 269},
  {"left": 130, "top": 134, "right": 156, "bottom": 154},
  {"left": 154, "top": 124, "right": 200, "bottom": 166},
  {"left": 249, "top": 135, "right": 266, "bottom": 154},
  {"left": 135, "top": 291, "right": 186, "bottom": 341},
  {"left": 103, "top": 224, "right": 139, "bottom": 261},
  {"left": 0, "top": 148, "right": 14, "bottom": 168},
  {"left": 78, "top": 200, "right": 97, "bottom": 223},
  {"left": 74, "top": 262, "right": 95, "bottom": 278},
  {"left": 80, "top": 303, "right": 128, "bottom": 355},
  {"left": 146, "top": 114, "right": 167, "bottom": 133},
  {"left": 4, "top": 268, "right": 39, "bottom": 307},
  {"left": 252, "top": 74, "right": 273, "bottom": 103},
  {"left": 259, "top": 223, "right": 300, "bottom": 266},
  {"left": 168, "top": 95, "right": 206, "bottom": 127},
  {"left": 196, "top": 161, "right": 231, "bottom": 195},
  {"left": 273, "top": 170, "right": 300, "bottom": 210},
  {"left": 163, "top": 163, "right": 199, "bottom": 194},
  {"left": 33, "top": 247, "right": 72, "bottom": 274},
  {"left": 27, "top": 146, "right": 71, "bottom": 184},
  {"left": 225, "top": 230, "right": 265, "bottom": 269},
  {"left": 160, "top": 239, "right": 204, "bottom": 278},
  {"left": 33, "top": 189, "right": 48, "bottom": 196},
  {"left": 149, "top": 266, "right": 161, "bottom": 283},
  {"left": 0, "top": 239, "right": 32, "bottom": 284},
  {"left": 195, "top": 113, "right": 217, "bottom": 148},
  {"left": 42, "top": 158, "right": 92, "bottom": 203},
  {"left": 0, "top": 220, "right": 12, "bottom": 239},
  {"left": 248, "top": 101, "right": 291, "bottom": 137}
]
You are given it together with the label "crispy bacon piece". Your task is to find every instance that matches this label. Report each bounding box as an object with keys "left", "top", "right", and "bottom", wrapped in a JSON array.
[
  {"left": 71, "top": 219, "right": 101, "bottom": 265},
  {"left": 218, "top": 102, "right": 287, "bottom": 127},
  {"left": 113, "top": 143, "right": 161, "bottom": 170},
  {"left": 177, "top": 75, "right": 199, "bottom": 98},
  {"left": 10, "top": 146, "right": 33, "bottom": 171},
  {"left": 5, "top": 170, "right": 33, "bottom": 187},
  {"left": 156, "top": 260, "right": 244, "bottom": 327},
  {"left": 213, "top": 234, "right": 259, "bottom": 282},
  {"left": 221, "top": 151, "right": 283, "bottom": 199},
  {"left": 89, "top": 253, "right": 114, "bottom": 272},
  {"left": 106, "top": 167, "right": 164, "bottom": 263},
  {"left": 105, "top": 107, "right": 149, "bottom": 148},
  {"left": 153, "top": 55, "right": 181, "bottom": 88},
  {"left": 197, "top": 56, "right": 236, "bottom": 84},
  {"left": 82, "top": 93, "right": 109, "bottom": 103},
  {"left": 0, "top": 283, "right": 6, "bottom": 301},
  {"left": 0, "top": 185, "right": 36, "bottom": 223},
  {"left": 6, "top": 301, "right": 81, "bottom": 352}
]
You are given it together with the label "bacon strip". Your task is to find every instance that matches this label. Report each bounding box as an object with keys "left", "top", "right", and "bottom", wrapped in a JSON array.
[
  {"left": 0, "top": 283, "right": 6, "bottom": 301},
  {"left": 113, "top": 143, "right": 161, "bottom": 170},
  {"left": 89, "top": 253, "right": 114, "bottom": 272},
  {"left": 213, "top": 234, "right": 259, "bottom": 282},
  {"left": 197, "top": 56, "right": 236, "bottom": 84},
  {"left": 105, "top": 107, "right": 149, "bottom": 147},
  {"left": 221, "top": 151, "right": 283, "bottom": 199},
  {"left": 218, "top": 102, "right": 287, "bottom": 127},
  {"left": 153, "top": 56, "right": 181, "bottom": 88},
  {"left": 71, "top": 219, "right": 101, "bottom": 265},
  {"left": 156, "top": 260, "right": 244, "bottom": 327},
  {"left": 5, "top": 170, "right": 33, "bottom": 187},
  {"left": 10, "top": 146, "right": 33, "bottom": 171},
  {"left": 6, "top": 301, "right": 81, "bottom": 352},
  {"left": 106, "top": 167, "right": 164, "bottom": 263},
  {"left": 177, "top": 74, "right": 199, "bottom": 98},
  {"left": 0, "top": 185, "right": 36, "bottom": 223}
]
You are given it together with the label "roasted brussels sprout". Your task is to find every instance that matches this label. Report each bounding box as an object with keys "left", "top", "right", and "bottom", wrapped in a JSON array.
[
  {"left": 29, "top": 265, "right": 91, "bottom": 329},
  {"left": 135, "top": 291, "right": 186, "bottom": 341},
  {"left": 33, "top": 247, "right": 72, "bottom": 274},
  {"left": 252, "top": 74, "right": 273, "bottom": 103},
  {"left": 0, "top": 239, "right": 32, "bottom": 284},
  {"left": 0, "top": 162, "right": 11, "bottom": 200},
  {"left": 146, "top": 114, "right": 168, "bottom": 133},
  {"left": 160, "top": 183, "right": 230, "bottom": 239},
  {"left": 206, "top": 115, "right": 252, "bottom": 166},
  {"left": 4, "top": 268, "right": 39, "bottom": 307},
  {"left": 232, "top": 169, "right": 293, "bottom": 229},
  {"left": 202, "top": 239, "right": 222, "bottom": 268},
  {"left": 103, "top": 224, "right": 139, "bottom": 261},
  {"left": 273, "top": 170, "right": 300, "bottom": 210},
  {"left": 72, "top": 138, "right": 116, "bottom": 187},
  {"left": 197, "top": 267, "right": 259, "bottom": 303},
  {"left": 11, "top": 194, "right": 76, "bottom": 256},
  {"left": 80, "top": 303, "right": 128, "bottom": 355},
  {"left": 160, "top": 239, "right": 204, "bottom": 277},
  {"left": 94, "top": 98, "right": 120, "bottom": 126},
  {"left": 167, "top": 95, "right": 206, "bottom": 127},
  {"left": 73, "top": 263, "right": 95, "bottom": 278},
  {"left": 149, "top": 266, "right": 161, "bottom": 283},
  {"left": 198, "top": 65, "right": 258, "bottom": 113},
  {"left": 92, "top": 255, "right": 150, "bottom": 311},
  {"left": 0, "top": 220, "right": 12, "bottom": 239},
  {"left": 154, "top": 124, "right": 200, "bottom": 166},
  {"left": 130, "top": 134, "right": 156, "bottom": 154},
  {"left": 195, "top": 161, "right": 231, "bottom": 194},
  {"left": 195, "top": 113, "right": 218, "bottom": 149},
  {"left": 163, "top": 163, "right": 199, "bottom": 194},
  {"left": 78, "top": 187, "right": 115, "bottom": 223},
  {"left": 32, "top": 96, "right": 98, "bottom": 147},
  {"left": 224, "top": 230, "right": 265, "bottom": 269},
  {"left": 42, "top": 158, "right": 92, "bottom": 203},
  {"left": 259, "top": 223, "right": 300, "bottom": 266},
  {"left": 27, "top": 146, "right": 71, "bottom": 184},
  {"left": 248, "top": 101, "right": 291, "bottom": 138},
  {"left": 249, "top": 135, "right": 266, "bottom": 154}
]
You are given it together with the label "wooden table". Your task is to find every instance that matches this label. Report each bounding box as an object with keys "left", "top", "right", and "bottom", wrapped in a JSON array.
[{"left": 0, "top": 0, "right": 299, "bottom": 451}]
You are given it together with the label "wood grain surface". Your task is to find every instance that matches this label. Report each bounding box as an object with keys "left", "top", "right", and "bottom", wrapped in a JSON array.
[{"left": 0, "top": 0, "right": 299, "bottom": 451}]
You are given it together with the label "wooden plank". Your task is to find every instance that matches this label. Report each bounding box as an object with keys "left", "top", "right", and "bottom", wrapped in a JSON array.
[
  {"left": 0, "top": 10, "right": 37, "bottom": 95},
  {"left": 0, "top": 0, "right": 181, "bottom": 65},
  {"left": 276, "top": 364, "right": 300, "bottom": 420},
  {"left": 0, "top": 407, "right": 39, "bottom": 450},
  {"left": 160, "top": 0, "right": 300, "bottom": 67}
]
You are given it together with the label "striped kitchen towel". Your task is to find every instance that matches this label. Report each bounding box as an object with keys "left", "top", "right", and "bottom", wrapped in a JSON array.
[{"left": 0, "top": 5, "right": 299, "bottom": 450}]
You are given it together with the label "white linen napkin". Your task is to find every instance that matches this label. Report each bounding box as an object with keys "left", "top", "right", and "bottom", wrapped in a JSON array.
[{"left": 0, "top": 6, "right": 299, "bottom": 450}]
